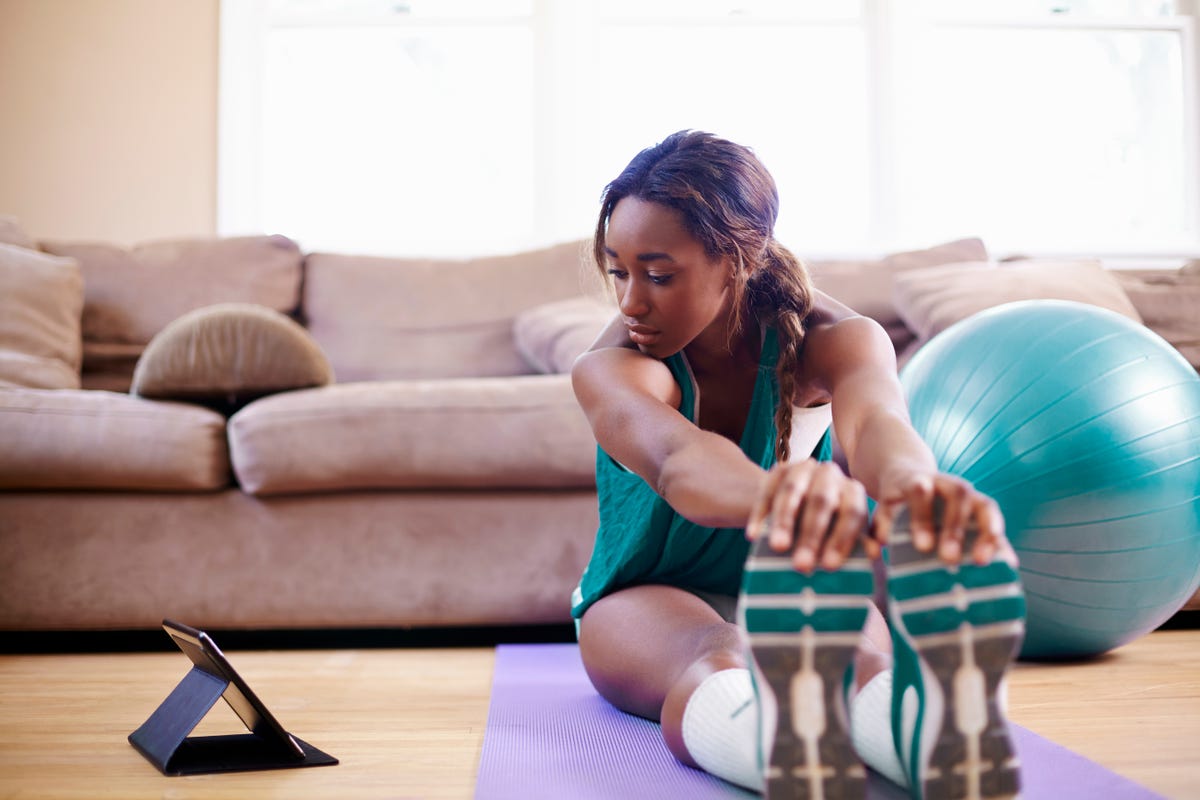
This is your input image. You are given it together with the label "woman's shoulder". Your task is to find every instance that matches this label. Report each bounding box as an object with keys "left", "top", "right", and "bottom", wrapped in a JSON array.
[
  {"left": 804, "top": 289, "right": 890, "bottom": 342},
  {"left": 797, "top": 292, "right": 896, "bottom": 383},
  {"left": 805, "top": 288, "right": 861, "bottom": 327},
  {"left": 571, "top": 346, "right": 683, "bottom": 412}
]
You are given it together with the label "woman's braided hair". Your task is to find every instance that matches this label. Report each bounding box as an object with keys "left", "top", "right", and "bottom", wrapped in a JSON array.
[{"left": 593, "top": 130, "right": 816, "bottom": 462}]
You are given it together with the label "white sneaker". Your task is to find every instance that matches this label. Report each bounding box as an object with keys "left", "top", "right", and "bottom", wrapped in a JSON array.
[{"left": 886, "top": 503, "right": 1026, "bottom": 800}]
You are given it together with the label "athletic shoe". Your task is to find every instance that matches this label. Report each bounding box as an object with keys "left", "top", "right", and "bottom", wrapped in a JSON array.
[
  {"left": 886, "top": 503, "right": 1026, "bottom": 800},
  {"left": 737, "top": 527, "right": 876, "bottom": 799}
]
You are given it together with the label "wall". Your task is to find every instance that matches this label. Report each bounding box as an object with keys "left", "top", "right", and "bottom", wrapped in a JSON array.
[{"left": 0, "top": 0, "right": 219, "bottom": 245}]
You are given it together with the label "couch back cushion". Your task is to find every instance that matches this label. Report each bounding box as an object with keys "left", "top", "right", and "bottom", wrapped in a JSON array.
[
  {"left": 303, "top": 240, "right": 595, "bottom": 380},
  {"left": 42, "top": 235, "right": 304, "bottom": 391},
  {"left": 1115, "top": 262, "right": 1200, "bottom": 372},
  {"left": 0, "top": 243, "right": 84, "bottom": 389},
  {"left": 806, "top": 238, "right": 989, "bottom": 329}
]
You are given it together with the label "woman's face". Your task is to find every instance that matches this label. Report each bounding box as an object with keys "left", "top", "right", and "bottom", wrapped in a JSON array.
[{"left": 603, "top": 196, "right": 734, "bottom": 358}]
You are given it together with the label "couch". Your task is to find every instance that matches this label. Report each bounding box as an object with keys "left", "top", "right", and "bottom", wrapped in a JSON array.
[{"left": 2, "top": 215, "right": 1197, "bottom": 632}]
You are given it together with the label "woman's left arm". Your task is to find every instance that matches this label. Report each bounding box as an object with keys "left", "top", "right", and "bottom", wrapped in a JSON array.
[{"left": 805, "top": 314, "right": 1006, "bottom": 565}]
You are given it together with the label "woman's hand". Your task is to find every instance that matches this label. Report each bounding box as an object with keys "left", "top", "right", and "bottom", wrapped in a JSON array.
[
  {"left": 746, "top": 459, "right": 870, "bottom": 573},
  {"left": 871, "top": 471, "right": 1010, "bottom": 566}
]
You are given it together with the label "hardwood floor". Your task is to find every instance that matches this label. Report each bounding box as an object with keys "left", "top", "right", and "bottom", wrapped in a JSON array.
[
  {"left": 1007, "top": 629, "right": 1200, "bottom": 799},
  {"left": 0, "top": 630, "right": 1196, "bottom": 799},
  {"left": 0, "top": 647, "right": 495, "bottom": 799}
]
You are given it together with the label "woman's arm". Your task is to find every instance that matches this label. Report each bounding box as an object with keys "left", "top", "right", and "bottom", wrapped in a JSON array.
[
  {"left": 571, "top": 346, "right": 766, "bottom": 528},
  {"left": 805, "top": 315, "right": 934, "bottom": 496},
  {"left": 801, "top": 314, "right": 1005, "bottom": 563}
]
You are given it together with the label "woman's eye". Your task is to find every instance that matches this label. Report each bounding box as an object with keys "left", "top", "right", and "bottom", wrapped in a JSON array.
[
  {"left": 648, "top": 274, "right": 672, "bottom": 286},
  {"left": 606, "top": 268, "right": 627, "bottom": 280}
]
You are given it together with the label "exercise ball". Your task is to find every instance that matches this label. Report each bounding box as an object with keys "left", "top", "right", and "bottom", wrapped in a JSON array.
[{"left": 900, "top": 300, "right": 1200, "bottom": 659}]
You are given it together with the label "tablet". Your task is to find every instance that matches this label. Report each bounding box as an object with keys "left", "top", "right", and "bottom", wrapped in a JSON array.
[{"left": 161, "top": 619, "right": 306, "bottom": 759}]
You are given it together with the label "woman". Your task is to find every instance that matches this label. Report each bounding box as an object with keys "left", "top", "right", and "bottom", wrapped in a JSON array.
[{"left": 570, "top": 130, "right": 1025, "bottom": 799}]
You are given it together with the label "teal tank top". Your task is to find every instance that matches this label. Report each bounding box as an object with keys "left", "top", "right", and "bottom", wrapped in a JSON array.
[{"left": 571, "top": 328, "right": 833, "bottom": 619}]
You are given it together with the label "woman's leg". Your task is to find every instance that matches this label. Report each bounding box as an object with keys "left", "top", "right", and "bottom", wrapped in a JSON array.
[
  {"left": 581, "top": 584, "right": 895, "bottom": 754},
  {"left": 577, "top": 584, "right": 746, "bottom": 768},
  {"left": 855, "top": 601, "right": 892, "bottom": 688}
]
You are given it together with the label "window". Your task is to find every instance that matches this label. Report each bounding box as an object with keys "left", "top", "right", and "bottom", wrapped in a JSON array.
[
  {"left": 220, "top": 0, "right": 1199, "bottom": 259},
  {"left": 892, "top": 0, "right": 1195, "bottom": 256}
]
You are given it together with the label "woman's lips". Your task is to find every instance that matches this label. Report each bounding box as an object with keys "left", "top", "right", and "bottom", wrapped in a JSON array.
[{"left": 626, "top": 324, "right": 660, "bottom": 345}]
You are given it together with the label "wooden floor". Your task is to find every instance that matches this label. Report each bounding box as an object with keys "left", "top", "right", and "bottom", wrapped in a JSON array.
[{"left": 0, "top": 629, "right": 1196, "bottom": 799}]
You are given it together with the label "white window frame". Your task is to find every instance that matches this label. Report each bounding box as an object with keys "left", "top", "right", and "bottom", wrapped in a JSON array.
[{"left": 218, "top": 0, "right": 1200, "bottom": 263}]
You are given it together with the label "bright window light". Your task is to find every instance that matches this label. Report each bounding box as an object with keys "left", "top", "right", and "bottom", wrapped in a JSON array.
[
  {"left": 894, "top": 25, "right": 1188, "bottom": 253},
  {"left": 579, "top": 20, "right": 869, "bottom": 254},
  {"left": 258, "top": 23, "right": 536, "bottom": 256},
  {"left": 219, "top": 0, "right": 1199, "bottom": 259}
]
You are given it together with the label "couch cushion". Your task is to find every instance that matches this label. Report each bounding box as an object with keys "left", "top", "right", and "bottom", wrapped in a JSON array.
[
  {"left": 131, "top": 303, "right": 333, "bottom": 413},
  {"left": 807, "top": 238, "right": 988, "bottom": 329},
  {"left": 514, "top": 296, "right": 616, "bottom": 374},
  {"left": 0, "top": 389, "right": 230, "bottom": 490},
  {"left": 893, "top": 259, "right": 1143, "bottom": 343},
  {"left": 0, "top": 243, "right": 84, "bottom": 390},
  {"left": 41, "top": 235, "right": 304, "bottom": 389},
  {"left": 228, "top": 375, "right": 597, "bottom": 495},
  {"left": 1115, "top": 264, "right": 1200, "bottom": 372},
  {"left": 303, "top": 240, "right": 598, "bottom": 380}
]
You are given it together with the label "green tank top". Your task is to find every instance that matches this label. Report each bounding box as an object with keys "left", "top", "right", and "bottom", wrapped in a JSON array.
[{"left": 571, "top": 328, "right": 833, "bottom": 619}]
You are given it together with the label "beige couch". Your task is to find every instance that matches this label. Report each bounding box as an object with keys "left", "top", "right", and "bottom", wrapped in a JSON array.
[
  {"left": 2, "top": 217, "right": 1197, "bottom": 632},
  {"left": 0, "top": 223, "right": 609, "bottom": 632}
]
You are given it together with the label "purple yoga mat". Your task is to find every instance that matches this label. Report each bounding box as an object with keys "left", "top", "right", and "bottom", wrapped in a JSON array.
[{"left": 476, "top": 644, "right": 1165, "bottom": 800}]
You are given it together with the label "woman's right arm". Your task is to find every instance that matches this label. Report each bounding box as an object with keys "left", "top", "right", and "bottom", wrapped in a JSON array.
[{"left": 571, "top": 347, "right": 767, "bottom": 530}]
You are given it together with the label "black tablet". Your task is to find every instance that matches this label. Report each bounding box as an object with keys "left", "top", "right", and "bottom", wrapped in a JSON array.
[{"left": 161, "top": 619, "right": 306, "bottom": 759}]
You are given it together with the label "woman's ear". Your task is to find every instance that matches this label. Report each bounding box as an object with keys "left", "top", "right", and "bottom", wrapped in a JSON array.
[
  {"left": 721, "top": 254, "right": 740, "bottom": 286},
  {"left": 727, "top": 253, "right": 752, "bottom": 287}
]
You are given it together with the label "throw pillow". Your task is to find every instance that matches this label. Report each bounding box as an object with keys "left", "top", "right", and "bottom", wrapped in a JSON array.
[
  {"left": 131, "top": 303, "right": 333, "bottom": 414},
  {"left": 893, "top": 259, "right": 1142, "bottom": 342},
  {"left": 807, "top": 237, "right": 989, "bottom": 327},
  {"left": 0, "top": 215, "right": 37, "bottom": 250},
  {"left": 0, "top": 243, "right": 84, "bottom": 389},
  {"left": 514, "top": 296, "right": 616, "bottom": 374}
]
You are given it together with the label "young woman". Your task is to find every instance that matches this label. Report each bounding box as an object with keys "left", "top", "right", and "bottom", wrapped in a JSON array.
[{"left": 570, "top": 130, "right": 1025, "bottom": 799}]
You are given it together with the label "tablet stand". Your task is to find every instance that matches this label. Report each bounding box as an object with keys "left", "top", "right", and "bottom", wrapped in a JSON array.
[{"left": 129, "top": 638, "right": 337, "bottom": 775}]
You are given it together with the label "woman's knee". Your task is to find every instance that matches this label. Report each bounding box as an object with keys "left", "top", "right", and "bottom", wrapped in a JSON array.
[
  {"left": 659, "top": 632, "right": 750, "bottom": 766},
  {"left": 577, "top": 587, "right": 746, "bottom": 721}
]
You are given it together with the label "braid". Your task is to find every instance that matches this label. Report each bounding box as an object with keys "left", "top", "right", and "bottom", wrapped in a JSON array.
[
  {"left": 741, "top": 239, "right": 816, "bottom": 463},
  {"left": 772, "top": 313, "right": 804, "bottom": 462}
]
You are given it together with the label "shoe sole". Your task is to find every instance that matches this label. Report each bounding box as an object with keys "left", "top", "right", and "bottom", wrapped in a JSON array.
[
  {"left": 738, "top": 534, "right": 875, "bottom": 800},
  {"left": 887, "top": 509, "right": 1025, "bottom": 800}
]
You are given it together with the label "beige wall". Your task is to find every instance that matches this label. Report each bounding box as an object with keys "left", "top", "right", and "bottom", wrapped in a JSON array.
[{"left": 0, "top": 0, "right": 219, "bottom": 245}]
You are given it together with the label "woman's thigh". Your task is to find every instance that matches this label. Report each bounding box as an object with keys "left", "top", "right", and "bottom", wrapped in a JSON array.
[{"left": 577, "top": 584, "right": 747, "bottom": 721}]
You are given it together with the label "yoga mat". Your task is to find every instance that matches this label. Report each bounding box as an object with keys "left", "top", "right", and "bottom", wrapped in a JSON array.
[{"left": 476, "top": 644, "right": 1165, "bottom": 800}]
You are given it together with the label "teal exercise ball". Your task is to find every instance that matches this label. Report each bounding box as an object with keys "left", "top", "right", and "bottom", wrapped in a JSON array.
[{"left": 900, "top": 300, "right": 1200, "bottom": 659}]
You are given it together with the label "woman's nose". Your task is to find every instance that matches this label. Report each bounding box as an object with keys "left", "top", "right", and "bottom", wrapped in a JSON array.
[{"left": 618, "top": 278, "right": 649, "bottom": 317}]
